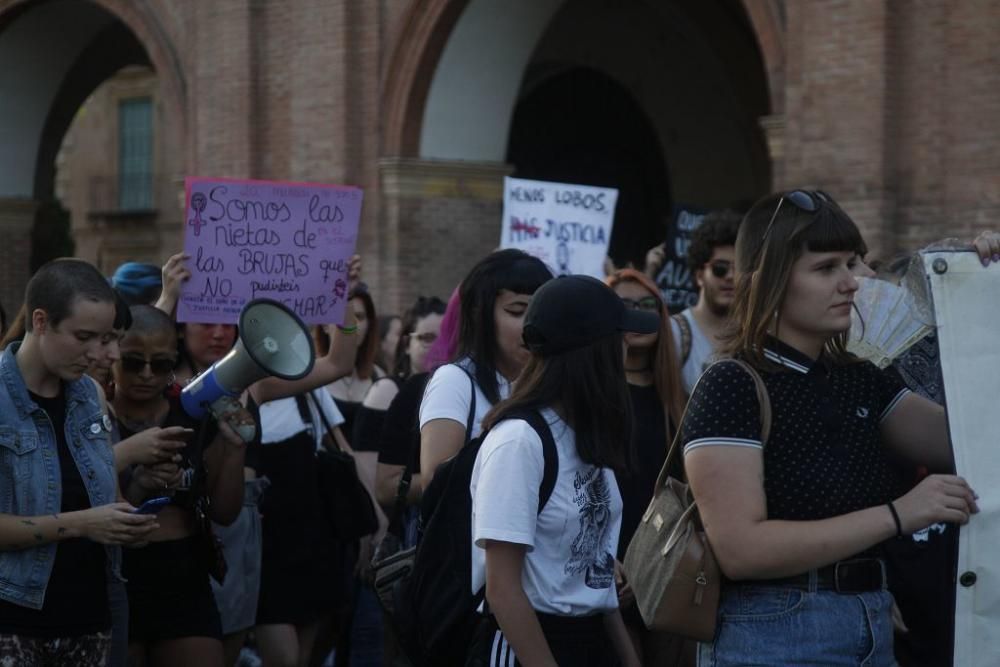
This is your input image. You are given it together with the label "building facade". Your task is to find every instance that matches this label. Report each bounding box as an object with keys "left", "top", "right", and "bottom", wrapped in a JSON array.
[{"left": 1, "top": 0, "right": 999, "bottom": 316}]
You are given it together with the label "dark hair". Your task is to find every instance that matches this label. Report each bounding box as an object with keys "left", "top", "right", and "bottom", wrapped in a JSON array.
[
  {"left": 313, "top": 288, "right": 380, "bottom": 379},
  {"left": 377, "top": 314, "right": 401, "bottom": 369},
  {"left": 112, "top": 289, "right": 134, "bottom": 331},
  {"left": 25, "top": 259, "right": 115, "bottom": 333},
  {"left": 686, "top": 209, "right": 743, "bottom": 273},
  {"left": 457, "top": 250, "right": 553, "bottom": 404},
  {"left": 392, "top": 296, "right": 446, "bottom": 378},
  {"left": 0, "top": 305, "right": 26, "bottom": 349},
  {"left": 483, "top": 333, "right": 634, "bottom": 475},
  {"left": 127, "top": 305, "right": 176, "bottom": 339},
  {"left": 725, "top": 190, "right": 867, "bottom": 369}
]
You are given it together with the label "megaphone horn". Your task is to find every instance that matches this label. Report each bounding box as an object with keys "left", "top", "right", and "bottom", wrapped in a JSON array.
[{"left": 181, "top": 299, "right": 316, "bottom": 419}]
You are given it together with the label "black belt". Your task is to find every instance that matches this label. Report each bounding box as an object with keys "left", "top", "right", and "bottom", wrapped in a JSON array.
[{"left": 757, "top": 558, "right": 886, "bottom": 593}]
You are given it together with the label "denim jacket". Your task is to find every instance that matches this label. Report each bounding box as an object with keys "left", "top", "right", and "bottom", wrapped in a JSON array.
[{"left": 0, "top": 343, "right": 121, "bottom": 610}]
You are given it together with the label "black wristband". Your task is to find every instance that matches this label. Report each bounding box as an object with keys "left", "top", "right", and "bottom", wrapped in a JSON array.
[{"left": 886, "top": 502, "right": 904, "bottom": 539}]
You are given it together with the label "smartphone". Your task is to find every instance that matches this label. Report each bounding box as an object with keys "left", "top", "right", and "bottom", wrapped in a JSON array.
[{"left": 132, "top": 497, "right": 171, "bottom": 515}]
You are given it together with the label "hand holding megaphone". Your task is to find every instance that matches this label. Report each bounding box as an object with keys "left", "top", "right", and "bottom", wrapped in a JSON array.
[{"left": 181, "top": 299, "right": 316, "bottom": 419}]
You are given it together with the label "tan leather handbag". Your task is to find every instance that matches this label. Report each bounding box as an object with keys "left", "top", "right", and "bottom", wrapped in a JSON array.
[{"left": 623, "top": 360, "right": 771, "bottom": 642}]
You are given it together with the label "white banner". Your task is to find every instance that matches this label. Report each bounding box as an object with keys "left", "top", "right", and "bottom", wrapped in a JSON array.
[
  {"left": 500, "top": 177, "right": 618, "bottom": 278},
  {"left": 923, "top": 250, "right": 1000, "bottom": 667}
]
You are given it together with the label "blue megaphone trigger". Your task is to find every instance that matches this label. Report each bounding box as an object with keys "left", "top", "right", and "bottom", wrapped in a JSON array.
[{"left": 180, "top": 367, "right": 239, "bottom": 420}]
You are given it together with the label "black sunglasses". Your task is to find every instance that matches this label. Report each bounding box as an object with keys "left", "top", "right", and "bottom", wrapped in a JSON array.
[
  {"left": 761, "top": 190, "right": 833, "bottom": 243},
  {"left": 120, "top": 356, "right": 176, "bottom": 376},
  {"left": 620, "top": 296, "right": 660, "bottom": 312},
  {"left": 709, "top": 260, "right": 734, "bottom": 279}
]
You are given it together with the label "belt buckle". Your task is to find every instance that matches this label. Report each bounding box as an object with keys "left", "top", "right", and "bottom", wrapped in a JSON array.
[{"left": 834, "top": 559, "right": 886, "bottom": 593}]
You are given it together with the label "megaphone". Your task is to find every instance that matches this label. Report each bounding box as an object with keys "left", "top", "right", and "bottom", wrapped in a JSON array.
[{"left": 181, "top": 298, "right": 315, "bottom": 419}]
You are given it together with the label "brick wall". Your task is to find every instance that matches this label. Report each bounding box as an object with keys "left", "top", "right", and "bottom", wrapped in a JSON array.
[{"left": 6, "top": 0, "right": 1000, "bottom": 319}]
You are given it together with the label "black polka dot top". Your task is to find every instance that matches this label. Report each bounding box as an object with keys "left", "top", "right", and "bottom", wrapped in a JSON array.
[{"left": 681, "top": 337, "right": 910, "bottom": 521}]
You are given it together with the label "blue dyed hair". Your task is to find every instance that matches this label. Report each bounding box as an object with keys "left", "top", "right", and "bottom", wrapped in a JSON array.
[{"left": 111, "top": 262, "right": 163, "bottom": 306}]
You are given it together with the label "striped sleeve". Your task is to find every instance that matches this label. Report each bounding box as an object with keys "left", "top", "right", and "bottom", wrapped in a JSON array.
[{"left": 681, "top": 360, "right": 764, "bottom": 456}]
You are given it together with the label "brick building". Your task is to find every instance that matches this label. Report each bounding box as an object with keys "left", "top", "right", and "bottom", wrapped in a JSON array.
[{"left": 1, "top": 0, "right": 999, "bottom": 317}]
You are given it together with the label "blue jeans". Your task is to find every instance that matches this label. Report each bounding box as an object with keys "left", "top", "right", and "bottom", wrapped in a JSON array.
[{"left": 699, "top": 580, "right": 898, "bottom": 666}]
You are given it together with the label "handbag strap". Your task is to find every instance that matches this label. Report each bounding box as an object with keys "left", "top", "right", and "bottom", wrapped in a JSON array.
[
  {"left": 305, "top": 391, "right": 345, "bottom": 453},
  {"left": 655, "top": 359, "right": 772, "bottom": 491}
]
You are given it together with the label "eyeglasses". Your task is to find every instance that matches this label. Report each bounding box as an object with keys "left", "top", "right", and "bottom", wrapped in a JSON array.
[
  {"left": 411, "top": 332, "right": 438, "bottom": 346},
  {"left": 709, "top": 260, "right": 734, "bottom": 279},
  {"left": 620, "top": 296, "right": 660, "bottom": 312},
  {"left": 761, "top": 190, "right": 832, "bottom": 243},
  {"left": 120, "top": 356, "right": 176, "bottom": 376}
]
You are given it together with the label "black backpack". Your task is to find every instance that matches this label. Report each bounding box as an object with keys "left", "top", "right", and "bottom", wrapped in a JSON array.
[{"left": 393, "top": 368, "right": 559, "bottom": 666}]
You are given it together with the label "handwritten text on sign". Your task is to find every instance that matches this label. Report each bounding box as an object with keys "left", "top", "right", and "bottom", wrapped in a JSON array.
[
  {"left": 178, "top": 177, "right": 363, "bottom": 325},
  {"left": 500, "top": 177, "right": 617, "bottom": 279},
  {"left": 655, "top": 208, "right": 706, "bottom": 312}
]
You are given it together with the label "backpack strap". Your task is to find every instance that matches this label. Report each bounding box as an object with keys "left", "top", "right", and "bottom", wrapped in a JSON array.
[
  {"left": 671, "top": 312, "right": 692, "bottom": 365},
  {"left": 507, "top": 410, "right": 559, "bottom": 513},
  {"left": 451, "top": 363, "right": 478, "bottom": 444}
]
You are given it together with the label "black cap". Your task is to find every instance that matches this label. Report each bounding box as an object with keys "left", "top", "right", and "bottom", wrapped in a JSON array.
[{"left": 522, "top": 275, "right": 660, "bottom": 356}]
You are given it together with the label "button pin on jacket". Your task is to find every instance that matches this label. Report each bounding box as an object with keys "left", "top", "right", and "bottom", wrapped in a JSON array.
[
  {"left": 856, "top": 407, "right": 870, "bottom": 418},
  {"left": 90, "top": 423, "right": 102, "bottom": 435}
]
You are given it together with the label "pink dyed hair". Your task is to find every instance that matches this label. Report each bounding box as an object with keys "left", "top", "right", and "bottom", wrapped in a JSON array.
[{"left": 422, "top": 285, "right": 461, "bottom": 372}]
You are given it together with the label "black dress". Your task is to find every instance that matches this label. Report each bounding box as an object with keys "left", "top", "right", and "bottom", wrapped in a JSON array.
[{"left": 255, "top": 395, "right": 339, "bottom": 626}]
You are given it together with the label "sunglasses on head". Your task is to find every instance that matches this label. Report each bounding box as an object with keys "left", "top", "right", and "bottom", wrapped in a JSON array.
[
  {"left": 708, "top": 260, "right": 734, "bottom": 279},
  {"left": 120, "top": 356, "right": 175, "bottom": 376},
  {"left": 620, "top": 296, "right": 660, "bottom": 312},
  {"left": 761, "top": 190, "right": 833, "bottom": 243}
]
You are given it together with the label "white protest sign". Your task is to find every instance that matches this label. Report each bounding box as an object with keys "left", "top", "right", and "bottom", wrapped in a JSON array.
[
  {"left": 923, "top": 251, "right": 1000, "bottom": 667},
  {"left": 500, "top": 177, "right": 618, "bottom": 278}
]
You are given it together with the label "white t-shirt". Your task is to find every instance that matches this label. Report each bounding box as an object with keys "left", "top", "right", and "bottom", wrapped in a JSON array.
[
  {"left": 671, "top": 308, "right": 718, "bottom": 394},
  {"left": 259, "top": 390, "right": 345, "bottom": 450},
  {"left": 418, "top": 359, "right": 511, "bottom": 439},
  {"left": 470, "top": 409, "right": 622, "bottom": 616}
]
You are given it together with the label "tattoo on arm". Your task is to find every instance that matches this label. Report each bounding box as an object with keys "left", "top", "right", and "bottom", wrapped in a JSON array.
[
  {"left": 33, "top": 533, "right": 43, "bottom": 542},
  {"left": 20, "top": 519, "right": 35, "bottom": 526}
]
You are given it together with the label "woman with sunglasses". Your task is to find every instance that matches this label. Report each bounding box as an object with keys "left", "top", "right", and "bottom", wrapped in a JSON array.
[
  {"left": 605, "top": 269, "right": 689, "bottom": 665},
  {"left": 682, "top": 190, "right": 979, "bottom": 666},
  {"left": 112, "top": 305, "right": 253, "bottom": 667}
]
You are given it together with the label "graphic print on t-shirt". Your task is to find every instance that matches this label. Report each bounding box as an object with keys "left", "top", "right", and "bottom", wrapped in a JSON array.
[{"left": 565, "top": 469, "right": 615, "bottom": 589}]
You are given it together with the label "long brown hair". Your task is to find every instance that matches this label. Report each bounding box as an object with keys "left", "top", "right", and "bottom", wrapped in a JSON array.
[
  {"left": 605, "top": 269, "right": 685, "bottom": 425},
  {"left": 725, "top": 190, "right": 867, "bottom": 369},
  {"left": 483, "top": 333, "right": 634, "bottom": 476}
]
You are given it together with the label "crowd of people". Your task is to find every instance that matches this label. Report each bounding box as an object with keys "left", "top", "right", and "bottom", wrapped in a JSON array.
[{"left": 0, "top": 189, "right": 997, "bottom": 666}]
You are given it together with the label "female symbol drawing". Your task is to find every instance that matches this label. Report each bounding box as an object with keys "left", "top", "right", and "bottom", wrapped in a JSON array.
[{"left": 188, "top": 192, "right": 208, "bottom": 236}]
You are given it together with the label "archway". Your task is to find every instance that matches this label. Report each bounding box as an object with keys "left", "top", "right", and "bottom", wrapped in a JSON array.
[
  {"left": 380, "top": 0, "right": 778, "bottom": 302},
  {"left": 506, "top": 67, "right": 670, "bottom": 266},
  {"left": 0, "top": 0, "right": 187, "bottom": 313}
]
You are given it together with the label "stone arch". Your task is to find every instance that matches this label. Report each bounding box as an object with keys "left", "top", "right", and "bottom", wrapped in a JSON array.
[
  {"left": 0, "top": 0, "right": 188, "bottom": 198},
  {"left": 381, "top": 0, "right": 786, "bottom": 160}
]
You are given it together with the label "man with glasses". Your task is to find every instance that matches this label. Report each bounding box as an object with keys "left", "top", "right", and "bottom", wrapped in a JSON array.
[{"left": 671, "top": 209, "right": 742, "bottom": 394}]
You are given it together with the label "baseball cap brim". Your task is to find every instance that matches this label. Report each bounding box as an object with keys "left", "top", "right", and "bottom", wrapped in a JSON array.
[{"left": 620, "top": 308, "right": 660, "bottom": 335}]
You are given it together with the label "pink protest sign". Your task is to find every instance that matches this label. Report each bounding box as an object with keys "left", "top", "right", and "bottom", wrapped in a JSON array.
[{"left": 178, "top": 177, "right": 363, "bottom": 325}]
